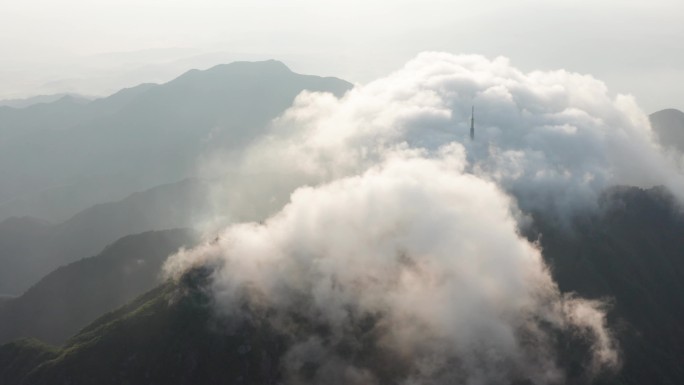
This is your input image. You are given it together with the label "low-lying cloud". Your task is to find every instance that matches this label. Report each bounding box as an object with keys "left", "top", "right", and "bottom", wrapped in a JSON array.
[
  {"left": 167, "top": 149, "right": 618, "bottom": 383},
  {"left": 239, "top": 52, "right": 683, "bottom": 217},
  {"left": 164, "top": 52, "right": 684, "bottom": 383}
]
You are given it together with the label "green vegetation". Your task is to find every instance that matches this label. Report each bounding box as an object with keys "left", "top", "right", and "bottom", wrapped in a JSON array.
[
  {"left": 0, "top": 338, "right": 58, "bottom": 384},
  {"left": 0, "top": 269, "right": 289, "bottom": 385}
]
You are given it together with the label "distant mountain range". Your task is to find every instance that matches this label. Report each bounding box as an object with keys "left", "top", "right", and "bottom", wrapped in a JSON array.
[
  {"left": 0, "top": 61, "right": 352, "bottom": 222},
  {"left": 0, "top": 229, "right": 195, "bottom": 346},
  {"left": 0, "top": 94, "right": 91, "bottom": 109},
  {"left": 0, "top": 178, "right": 210, "bottom": 296},
  {"left": 1, "top": 186, "right": 683, "bottom": 385}
]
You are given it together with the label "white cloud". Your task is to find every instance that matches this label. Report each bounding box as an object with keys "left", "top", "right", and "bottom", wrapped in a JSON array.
[
  {"left": 167, "top": 149, "right": 618, "bottom": 383},
  {"left": 240, "top": 52, "right": 684, "bottom": 217},
  {"left": 164, "top": 52, "right": 684, "bottom": 383}
]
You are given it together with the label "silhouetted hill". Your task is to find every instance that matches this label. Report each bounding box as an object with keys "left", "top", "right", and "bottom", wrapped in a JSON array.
[
  {"left": 0, "top": 269, "right": 290, "bottom": 385},
  {"left": 0, "top": 95, "right": 91, "bottom": 135},
  {"left": 649, "top": 108, "right": 684, "bottom": 153},
  {"left": 0, "top": 94, "right": 91, "bottom": 109},
  {"left": 0, "top": 178, "right": 210, "bottom": 295},
  {"left": 528, "top": 186, "right": 684, "bottom": 385},
  {"left": 0, "top": 61, "right": 352, "bottom": 222},
  {"left": 0, "top": 267, "right": 439, "bottom": 385},
  {"left": 2, "top": 186, "right": 683, "bottom": 384},
  {"left": 86, "top": 83, "right": 157, "bottom": 115},
  {"left": 0, "top": 229, "right": 195, "bottom": 346}
]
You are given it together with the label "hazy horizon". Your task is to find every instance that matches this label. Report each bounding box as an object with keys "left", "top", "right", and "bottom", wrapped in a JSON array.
[{"left": 2, "top": 0, "right": 684, "bottom": 113}]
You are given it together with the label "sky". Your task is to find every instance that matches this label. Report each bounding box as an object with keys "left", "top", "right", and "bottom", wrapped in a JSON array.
[{"left": 2, "top": 0, "right": 683, "bottom": 113}]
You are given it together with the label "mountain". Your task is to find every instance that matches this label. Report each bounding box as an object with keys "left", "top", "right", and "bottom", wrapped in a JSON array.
[
  {"left": 0, "top": 61, "right": 352, "bottom": 222},
  {"left": 0, "top": 228, "right": 196, "bottom": 346},
  {"left": 649, "top": 108, "right": 684, "bottom": 153},
  {"left": 0, "top": 267, "right": 429, "bottom": 385},
  {"left": 0, "top": 94, "right": 91, "bottom": 109},
  {"left": 528, "top": 186, "right": 684, "bottom": 385},
  {"left": 2, "top": 186, "right": 683, "bottom": 384},
  {"left": 86, "top": 83, "right": 157, "bottom": 115},
  {"left": 0, "top": 178, "right": 210, "bottom": 296},
  {"left": 0, "top": 270, "right": 288, "bottom": 385}
]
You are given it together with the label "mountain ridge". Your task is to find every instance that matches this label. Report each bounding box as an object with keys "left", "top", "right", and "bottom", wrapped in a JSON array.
[
  {"left": 0, "top": 228, "right": 196, "bottom": 345},
  {"left": 0, "top": 178, "right": 210, "bottom": 295},
  {"left": 0, "top": 94, "right": 91, "bottom": 109},
  {"left": 0, "top": 60, "right": 352, "bottom": 222}
]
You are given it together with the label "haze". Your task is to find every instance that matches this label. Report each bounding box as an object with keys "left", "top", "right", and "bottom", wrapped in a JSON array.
[{"left": 2, "top": 0, "right": 683, "bottom": 112}]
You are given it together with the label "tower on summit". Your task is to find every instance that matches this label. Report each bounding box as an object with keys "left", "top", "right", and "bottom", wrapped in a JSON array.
[{"left": 469, "top": 106, "right": 475, "bottom": 141}]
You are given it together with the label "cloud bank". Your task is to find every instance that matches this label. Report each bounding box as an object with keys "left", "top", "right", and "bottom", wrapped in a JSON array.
[
  {"left": 167, "top": 149, "right": 617, "bottom": 383},
  {"left": 166, "top": 53, "right": 684, "bottom": 383},
  {"left": 239, "top": 52, "right": 683, "bottom": 217}
]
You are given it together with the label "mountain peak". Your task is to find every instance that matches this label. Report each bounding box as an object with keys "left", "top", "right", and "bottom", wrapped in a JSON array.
[
  {"left": 650, "top": 108, "right": 684, "bottom": 153},
  {"left": 208, "top": 59, "right": 292, "bottom": 73},
  {"left": 652, "top": 108, "right": 684, "bottom": 115},
  {"left": 172, "top": 59, "right": 295, "bottom": 85}
]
